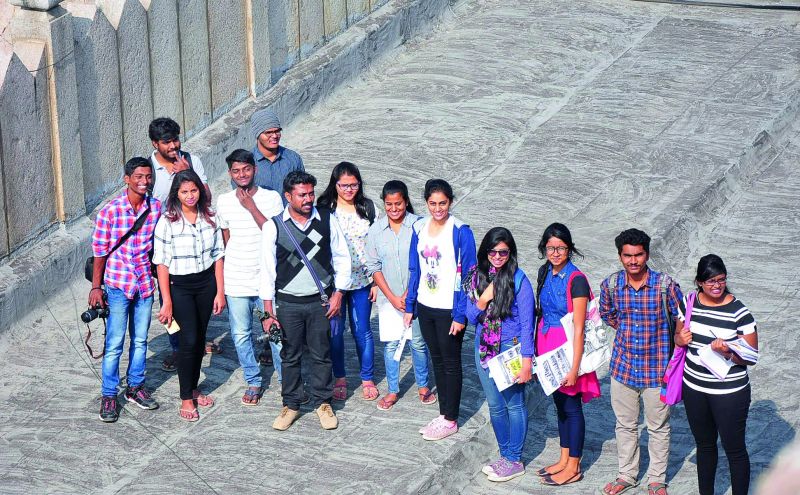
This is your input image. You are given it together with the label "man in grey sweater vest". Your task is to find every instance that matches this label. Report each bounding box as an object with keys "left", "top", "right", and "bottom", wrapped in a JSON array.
[{"left": 259, "top": 171, "right": 351, "bottom": 430}]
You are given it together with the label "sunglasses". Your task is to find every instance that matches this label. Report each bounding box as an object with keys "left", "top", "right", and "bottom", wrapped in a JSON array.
[{"left": 488, "top": 249, "right": 510, "bottom": 258}]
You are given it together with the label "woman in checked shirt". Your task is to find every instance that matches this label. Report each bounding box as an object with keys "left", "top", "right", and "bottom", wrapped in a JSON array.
[{"left": 153, "top": 170, "right": 225, "bottom": 422}]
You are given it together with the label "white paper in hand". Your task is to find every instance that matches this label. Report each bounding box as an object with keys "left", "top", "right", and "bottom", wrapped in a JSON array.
[
  {"left": 698, "top": 345, "right": 733, "bottom": 380},
  {"left": 378, "top": 300, "right": 406, "bottom": 342},
  {"left": 393, "top": 326, "right": 413, "bottom": 362}
]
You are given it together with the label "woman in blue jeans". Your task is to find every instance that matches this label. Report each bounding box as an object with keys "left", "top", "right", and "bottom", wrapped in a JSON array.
[
  {"left": 365, "top": 180, "right": 436, "bottom": 410},
  {"left": 466, "top": 227, "right": 535, "bottom": 482},
  {"left": 317, "top": 162, "right": 379, "bottom": 401}
]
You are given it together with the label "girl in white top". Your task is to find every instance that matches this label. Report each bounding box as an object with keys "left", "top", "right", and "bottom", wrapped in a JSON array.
[
  {"left": 316, "top": 162, "right": 380, "bottom": 401},
  {"left": 153, "top": 169, "right": 225, "bottom": 422}
]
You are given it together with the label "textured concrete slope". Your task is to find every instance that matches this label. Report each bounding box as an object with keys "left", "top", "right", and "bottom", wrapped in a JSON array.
[{"left": 1, "top": 0, "right": 798, "bottom": 493}]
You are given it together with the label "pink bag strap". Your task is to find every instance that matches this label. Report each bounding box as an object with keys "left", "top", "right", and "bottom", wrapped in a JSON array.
[
  {"left": 566, "top": 271, "right": 594, "bottom": 313},
  {"left": 684, "top": 291, "right": 697, "bottom": 327}
]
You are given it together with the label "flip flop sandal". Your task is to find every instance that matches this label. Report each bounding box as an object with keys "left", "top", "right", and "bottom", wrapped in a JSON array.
[
  {"left": 418, "top": 387, "right": 437, "bottom": 405},
  {"left": 377, "top": 395, "right": 399, "bottom": 411},
  {"left": 648, "top": 483, "right": 668, "bottom": 495},
  {"left": 204, "top": 341, "right": 222, "bottom": 354},
  {"left": 179, "top": 407, "right": 199, "bottom": 422},
  {"left": 602, "top": 479, "right": 638, "bottom": 495},
  {"left": 361, "top": 383, "right": 379, "bottom": 401},
  {"left": 333, "top": 379, "right": 347, "bottom": 401},
  {"left": 161, "top": 353, "right": 177, "bottom": 372},
  {"left": 540, "top": 472, "right": 583, "bottom": 486},
  {"left": 192, "top": 391, "right": 215, "bottom": 408},
  {"left": 241, "top": 388, "right": 262, "bottom": 406}
]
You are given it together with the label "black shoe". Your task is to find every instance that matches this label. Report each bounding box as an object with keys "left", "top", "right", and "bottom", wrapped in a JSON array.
[
  {"left": 125, "top": 385, "right": 159, "bottom": 410},
  {"left": 99, "top": 396, "right": 119, "bottom": 423}
]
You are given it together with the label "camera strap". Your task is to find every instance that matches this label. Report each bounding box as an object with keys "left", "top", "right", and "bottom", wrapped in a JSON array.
[
  {"left": 273, "top": 214, "right": 330, "bottom": 305},
  {"left": 84, "top": 319, "right": 107, "bottom": 359}
]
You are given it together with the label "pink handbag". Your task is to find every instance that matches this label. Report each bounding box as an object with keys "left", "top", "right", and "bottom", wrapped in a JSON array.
[{"left": 660, "top": 291, "right": 696, "bottom": 405}]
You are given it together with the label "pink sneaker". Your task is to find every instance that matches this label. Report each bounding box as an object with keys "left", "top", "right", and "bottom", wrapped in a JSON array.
[
  {"left": 422, "top": 418, "right": 458, "bottom": 441},
  {"left": 419, "top": 415, "right": 444, "bottom": 434}
]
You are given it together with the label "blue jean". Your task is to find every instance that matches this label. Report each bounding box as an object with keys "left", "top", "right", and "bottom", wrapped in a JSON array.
[
  {"left": 330, "top": 285, "right": 374, "bottom": 381},
  {"left": 383, "top": 320, "right": 431, "bottom": 394},
  {"left": 474, "top": 342, "right": 528, "bottom": 462},
  {"left": 227, "top": 295, "right": 282, "bottom": 387},
  {"left": 101, "top": 287, "right": 154, "bottom": 397}
]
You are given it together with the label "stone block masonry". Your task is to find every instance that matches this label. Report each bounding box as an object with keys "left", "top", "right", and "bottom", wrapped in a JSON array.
[{"left": 0, "top": 0, "right": 452, "bottom": 332}]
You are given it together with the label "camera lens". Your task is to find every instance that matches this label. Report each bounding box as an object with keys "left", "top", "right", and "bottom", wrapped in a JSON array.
[{"left": 81, "top": 308, "right": 98, "bottom": 323}]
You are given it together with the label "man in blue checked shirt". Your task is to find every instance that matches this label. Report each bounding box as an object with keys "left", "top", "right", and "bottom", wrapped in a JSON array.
[{"left": 598, "top": 229, "right": 684, "bottom": 495}]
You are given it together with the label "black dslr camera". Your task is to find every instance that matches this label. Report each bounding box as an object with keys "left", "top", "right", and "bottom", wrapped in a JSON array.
[
  {"left": 81, "top": 304, "right": 110, "bottom": 323},
  {"left": 254, "top": 308, "right": 282, "bottom": 344},
  {"left": 82, "top": 293, "right": 110, "bottom": 323}
]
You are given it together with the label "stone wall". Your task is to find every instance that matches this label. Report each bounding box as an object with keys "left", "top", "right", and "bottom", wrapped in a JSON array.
[
  {"left": 0, "top": 0, "right": 403, "bottom": 257},
  {"left": 0, "top": 0, "right": 451, "bottom": 329}
]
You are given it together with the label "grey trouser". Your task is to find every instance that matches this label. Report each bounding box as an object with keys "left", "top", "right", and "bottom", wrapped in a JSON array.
[{"left": 610, "top": 377, "right": 671, "bottom": 485}]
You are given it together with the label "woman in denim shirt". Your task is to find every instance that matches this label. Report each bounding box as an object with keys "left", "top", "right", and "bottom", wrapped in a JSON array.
[
  {"left": 365, "top": 181, "right": 436, "bottom": 411},
  {"left": 466, "top": 227, "right": 534, "bottom": 483},
  {"left": 535, "top": 223, "right": 601, "bottom": 487}
]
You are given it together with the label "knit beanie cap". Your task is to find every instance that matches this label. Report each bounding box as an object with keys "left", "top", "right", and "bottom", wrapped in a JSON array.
[{"left": 251, "top": 108, "right": 281, "bottom": 141}]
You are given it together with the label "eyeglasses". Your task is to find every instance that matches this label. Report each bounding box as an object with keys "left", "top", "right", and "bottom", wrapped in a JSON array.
[
  {"left": 488, "top": 249, "right": 510, "bottom": 258},
  {"left": 545, "top": 246, "right": 568, "bottom": 254},
  {"left": 262, "top": 129, "right": 282, "bottom": 136},
  {"left": 702, "top": 277, "right": 727, "bottom": 287},
  {"left": 336, "top": 183, "right": 360, "bottom": 191}
]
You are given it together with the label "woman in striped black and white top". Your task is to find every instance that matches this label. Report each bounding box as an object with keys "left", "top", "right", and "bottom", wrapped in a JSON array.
[
  {"left": 153, "top": 169, "right": 225, "bottom": 422},
  {"left": 674, "top": 254, "right": 758, "bottom": 495}
]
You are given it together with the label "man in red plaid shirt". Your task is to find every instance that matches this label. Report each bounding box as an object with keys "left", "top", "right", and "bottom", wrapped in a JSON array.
[
  {"left": 88, "top": 157, "right": 163, "bottom": 423},
  {"left": 598, "top": 229, "right": 684, "bottom": 495}
]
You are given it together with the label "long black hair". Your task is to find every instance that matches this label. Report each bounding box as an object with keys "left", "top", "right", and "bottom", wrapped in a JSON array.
[
  {"left": 476, "top": 227, "right": 518, "bottom": 320},
  {"left": 381, "top": 180, "right": 415, "bottom": 214},
  {"left": 695, "top": 254, "right": 730, "bottom": 294},
  {"left": 165, "top": 169, "right": 215, "bottom": 228},
  {"left": 316, "top": 161, "right": 372, "bottom": 220}
]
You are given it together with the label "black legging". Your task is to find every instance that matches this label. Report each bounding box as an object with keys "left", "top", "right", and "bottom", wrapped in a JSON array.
[
  {"left": 417, "top": 303, "right": 463, "bottom": 422},
  {"left": 171, "top": 268, "right": 216, "bottom": 400},
  {"left": 683, "top": 382, "right": 751, "bottom": 495}
]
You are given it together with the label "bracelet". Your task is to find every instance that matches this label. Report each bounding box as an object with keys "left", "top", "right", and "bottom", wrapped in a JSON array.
[{"left": 91, "top": 287, "right": 103, "bottom": 291}]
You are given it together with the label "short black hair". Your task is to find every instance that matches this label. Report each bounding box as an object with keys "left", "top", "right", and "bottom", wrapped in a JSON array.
[
  {"left": 148, "top": 117, "right": 181, "bottom": 142},
  {"left": 283, "top": 170, "right": 317, "bottom": 194},
  {"left": 226, "top": 149, "right": 255, "bottom": 169},
  {"left": 424, "top": 178, "right": 454, "bottom": 202},
  {"left": 614, "top": 228, "right": 651, "bottom": 255},
  {"left": 124, "top": 156, "right": 152, "bottom": 177}
]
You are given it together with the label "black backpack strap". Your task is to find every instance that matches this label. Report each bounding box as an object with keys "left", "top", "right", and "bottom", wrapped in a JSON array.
[{"left": 659, "top": 274, "right": 676, "bottom": 355}]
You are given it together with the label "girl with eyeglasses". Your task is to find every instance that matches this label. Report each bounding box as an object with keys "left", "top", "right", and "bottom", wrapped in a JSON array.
[
  {"left": 673, "top": 254, "right": 758, "bottom": 495},
  {"left": 317, "top": 162, "right": 380, "bottom": 401},
  {"left": 404, "top": 179, "right": 476, "bottom": 441},
  {"left": 465, "top": 227, "right": 534, "bottom": 482},
  {"left": 534, "top": 223, "right": 601, "bottom": 486}
]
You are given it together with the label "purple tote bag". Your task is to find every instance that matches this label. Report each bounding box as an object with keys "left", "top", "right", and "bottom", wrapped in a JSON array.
[{"left": 660, "top": 291, "right": 696, "bottom": 405}]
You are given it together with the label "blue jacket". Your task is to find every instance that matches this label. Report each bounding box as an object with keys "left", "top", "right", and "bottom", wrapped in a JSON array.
[{"left": 405, "top": 216, "right": 477, "bottom": 324}]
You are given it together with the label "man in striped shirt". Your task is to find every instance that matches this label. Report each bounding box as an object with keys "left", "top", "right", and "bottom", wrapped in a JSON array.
[
  {"left": 599, "top": 229, "right": 684, "bottom": 495},
  {"left": 89, "top": 157, "right": 162, "bottom": 423}
]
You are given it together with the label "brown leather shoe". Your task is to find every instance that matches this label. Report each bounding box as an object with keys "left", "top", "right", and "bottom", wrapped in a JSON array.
[
  {"left": 316, "top": 403, "right": 338, "bottom": 430},
  {"left": 272, "top": 406, "right": 299, "bottom": 431}
]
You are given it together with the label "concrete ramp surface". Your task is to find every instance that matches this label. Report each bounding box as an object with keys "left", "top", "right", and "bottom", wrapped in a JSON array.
[{"left": 1, "top": 0, "right": 799, "bottom": 493}]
